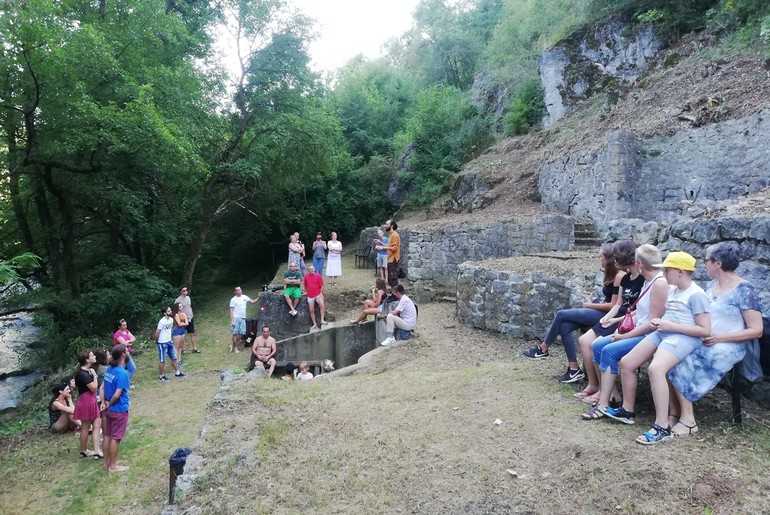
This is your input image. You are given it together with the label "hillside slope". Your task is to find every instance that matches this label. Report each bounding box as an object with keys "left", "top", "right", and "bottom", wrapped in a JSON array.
[{"left": 402, "top": 33, "right": 770, "bottom": 230}]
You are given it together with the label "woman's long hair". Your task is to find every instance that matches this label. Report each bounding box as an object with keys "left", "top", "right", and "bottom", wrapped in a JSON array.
[{"left": 601, "top": 243, "right": 618, "bottom": 286}]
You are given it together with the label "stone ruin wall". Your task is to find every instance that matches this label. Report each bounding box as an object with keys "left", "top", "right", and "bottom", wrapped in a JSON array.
[
  {"left": 400, "top": 214, "right": 576, "bottom": 289},
  {"left": 539, "top": 109, "right": 770, "bottom": 229}
]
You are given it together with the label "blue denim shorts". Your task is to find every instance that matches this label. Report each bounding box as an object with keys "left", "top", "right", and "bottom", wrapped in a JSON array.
[
  {"left": 157, "top": 341, "right": 177, "bottom": 363},
  {"left": 231, "top": 318, "right": 246, "bottom": 335}
]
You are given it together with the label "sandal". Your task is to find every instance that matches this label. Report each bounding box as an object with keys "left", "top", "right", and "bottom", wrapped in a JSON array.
[
  {"left": 582, "top": 392, "right": 600, "bottom": 406},
  {"left": 581, "top": 405, "right": 606, "bottom": 420},
  {"left": 668, "top": 412, "right": 680, "bottom": 427},
  {"left": 636, "top": 424, "right": 673, "bottom": 445},
  {"left": 574, "top": 389, "right": 598, "bottom": 399},
  {"left": 93, "top": 451, "right": 104, "bottom": 460},
  {"left": 192, "top": 349, "right": 202, "bottom": 353},
  {"left": 671, "top": 421, "right": 698, "bottom": 437},
  {"left": 80, "top": 450, "right": 94, "bottom": 458}
]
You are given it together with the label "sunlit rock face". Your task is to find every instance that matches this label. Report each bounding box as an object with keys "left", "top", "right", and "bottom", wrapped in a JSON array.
[{"left": 538, "top": 17, "right": 662, "bottom": 126}]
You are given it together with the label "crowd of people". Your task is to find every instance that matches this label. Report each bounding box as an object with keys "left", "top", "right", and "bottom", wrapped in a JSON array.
[{"left": 526, "top": 240, "right": 764, "bottom": 444}]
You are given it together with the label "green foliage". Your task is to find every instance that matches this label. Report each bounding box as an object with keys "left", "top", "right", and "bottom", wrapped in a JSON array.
[
  {"left": 504, "top": 79, "right": 545, "bottom": 135},
  {"left": 590, "top": 0, "right": 717, "bottom": 39},
  {"left": 28, "top": 256, "right": 175, "bottom": 361},
  {"left": 0, "top": 253, "right": 41, "bottom": 285}
]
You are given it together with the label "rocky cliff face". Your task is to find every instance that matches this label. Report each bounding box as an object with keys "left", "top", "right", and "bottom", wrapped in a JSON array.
[{"left": 538, "top": 18, "right": 662, "bottom": 126}]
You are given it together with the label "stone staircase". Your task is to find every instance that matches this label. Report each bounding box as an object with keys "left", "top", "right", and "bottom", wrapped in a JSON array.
[{"left": 573, "top": 219, "right": 602, "bottom": 249}]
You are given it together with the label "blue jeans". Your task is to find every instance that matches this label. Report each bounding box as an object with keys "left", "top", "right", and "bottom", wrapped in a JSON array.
[
  {"left": 593, "top": 335, "right": 646, "bottom": 374},
  {"left": 313, "top": 256, "right": 325, "bottom": 275},
  {"left": 544, "top": 308, "right": 604, "bottom": 362},
  {"left": 125, "top": 353, "right": 136, "bottom": 380}
]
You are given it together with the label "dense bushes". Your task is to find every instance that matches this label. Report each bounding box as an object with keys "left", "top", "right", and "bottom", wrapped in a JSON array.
[{"left": 504, "top": 79, "right": 546, "bottom": 136}]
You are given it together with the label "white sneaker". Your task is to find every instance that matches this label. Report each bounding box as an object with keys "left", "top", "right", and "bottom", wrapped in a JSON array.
[
  {"left": 290, "top": 310, "right": 297, "bottom": 316},
  {"left": 380, "top": 337, "right": 396, "bottom": 346}
]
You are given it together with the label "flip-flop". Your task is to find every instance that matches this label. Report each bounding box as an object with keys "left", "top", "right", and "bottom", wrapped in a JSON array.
[
  {"left": 574, "top": 389, "right": 598, "bottom": 399},
  {"left": 582, "top": 392, "right": 600, "bottom": 405},
  {"left": 80, "top": 450, "right": 94, "bottom": 458},
  {"left": 93, "top": 451, "right": 104, "bottom": 460}
]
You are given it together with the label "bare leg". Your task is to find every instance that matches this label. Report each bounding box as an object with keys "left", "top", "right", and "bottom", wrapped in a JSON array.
[
  {"left": 308, "top": 301, "right": 317, "bottom": 328},
  {"left": 173, "top": 335, "right": 184, "bottom": 361},
  {"left": 79, "top": 419, "right": 92, "bottom": 454},
  {"left": 579, "top": 331, "right": 600, "bottom": 391},
  {"left": 189, "top": 332, "right": 198, "bottom": 351},
  {"left": 618, "top": 339, "right": 657, "bottom": 413},
  {"left": 318, "top": 296, "right": 326, "bottom": 323},
  {"left": 647, "top": 349, "right": 681, "bottom": 428},
  {"left": 171, "top": 358, "right": 180, "bottom": 373},
  {"left": 159, "top": 360, "right": 166, "bottom": 376},
  {"left": 284, "top": 295, "right": 294, "bottom": 311},
  {"left": 91, "top": 416, "right": 102, "bottom": 454},
  {"left": 267, "top": 360, "right": 276, "bottom": 377}
]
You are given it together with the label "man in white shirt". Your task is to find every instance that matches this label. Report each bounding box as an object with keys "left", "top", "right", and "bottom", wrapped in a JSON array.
[
  {"left": 229, "top": 286, "right": 258, "bottom": 353},
  {"left": 381, "top": 285, "right": 417, "bottom": 346}
]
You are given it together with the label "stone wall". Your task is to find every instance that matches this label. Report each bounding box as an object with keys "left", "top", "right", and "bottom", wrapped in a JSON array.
[
  {"left": 605, "top": 215, "right": 770, "bottom": 316},
  {"left": 456, "top": 254, "right": 598, "bottom": 338},
  {"left": 539, "top": 110, "right": 770, "bottom": 227},
  {"left": 401, "top": 215, "right": 575, "bottom": 288},
  {"left": 275, "top": 323, "right": 377, "bottom": 369}
]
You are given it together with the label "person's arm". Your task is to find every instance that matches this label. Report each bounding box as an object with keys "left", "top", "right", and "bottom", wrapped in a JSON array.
[
  {"left": 704, "top": 309, "right": 763, "bottom": 346},
  {"left": 268, "top": 339, "right": 277, "bottom": 360},
  {"left": 175, "top": 313, "right": 188, "bottom": 327},
  {"left": 584, "top": 271, "right": 625, "bottom": 311},
  {"left": 52, "top": 399, "right": 75, "bottom": 414},
  {"left": 252, "top": 339, "right": 260, "bottom": 357},
  {"left": 154, "top": 327, "right": 161, "bottom": 341},
  {"left": 611, "top": 279, "right": 668, "bottom": 341},
  {"left": 653, "top": 312, "right": 711, "bottom": 337},
  {"left": 86, "top": 371, "right": 99, "bottom": 393},
  {"left": 599, "top": 293, "right": 624, "bottom": 325},
  {"left": 127, "top": 331, "right": 136, "bottom": 344},
  {"left": 249, "top": 295, "right": 259, "bottom": 304},
  {"left": 116, "top": 334, "right": 128, "bottom": 346},
  {"left": 102, "top": 387, "right": 124, "bottom": 412},
  {"left": 289, "top": 242, "right": 302, "bottom": 253},
  {"left": 229, "top": 306, "right": 235, "bottom": 325}
]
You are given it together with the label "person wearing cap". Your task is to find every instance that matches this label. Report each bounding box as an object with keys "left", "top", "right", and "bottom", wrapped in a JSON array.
[{"left": 605, "top": 251, "right": 711, "bottom": 445}]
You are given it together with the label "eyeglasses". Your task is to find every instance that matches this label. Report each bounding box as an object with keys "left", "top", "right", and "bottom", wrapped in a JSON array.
[{"left": 703, "top": 258, "right": 714, "bottom": 263}]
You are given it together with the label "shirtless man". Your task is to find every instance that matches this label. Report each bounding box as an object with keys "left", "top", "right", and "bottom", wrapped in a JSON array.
[{"left": 250, "top": 325, "right": 277, "bottom": 377}]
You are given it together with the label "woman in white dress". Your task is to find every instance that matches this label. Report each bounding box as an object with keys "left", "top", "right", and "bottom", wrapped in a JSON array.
[{"left": 325, "top": 231, "right": 342, "bottom": 286}]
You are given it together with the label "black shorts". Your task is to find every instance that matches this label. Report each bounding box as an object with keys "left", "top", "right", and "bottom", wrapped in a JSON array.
[
  {"left": 186, "top": 318, "right": 196, "bottom": 334},
  {"left": 387, "top": 261, "right": 400, "bottom": 287}
]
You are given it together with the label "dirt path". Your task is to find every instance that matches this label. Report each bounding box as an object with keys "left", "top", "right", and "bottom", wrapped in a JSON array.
[{"left": 180, "top": 260, "right": 770, "bottom": 514}]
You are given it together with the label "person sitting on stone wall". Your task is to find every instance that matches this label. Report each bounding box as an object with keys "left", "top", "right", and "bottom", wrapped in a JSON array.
[
  {"left": 576, "top": 239, "right": 642, "bottom": 405},
  {"left": 581, "top": 244, "right": 667, "bottom": 419},
  {"left": 523, "top": 243, "right": 624, "bottom": 383},
  {"left": 249, "top": 325, "right": 277, "bottom": 377},
  {"left": 380, "top": 284, "right": 417, "bottom": 346},
  {"left": 283, "top": 262, "right": 303, "bottom": 316},
  {"left": 666, "top": 242, "right": 764, "bottom": 437},
  {"left": 350, "top": 278, "right": 388, "bottom": 324}
]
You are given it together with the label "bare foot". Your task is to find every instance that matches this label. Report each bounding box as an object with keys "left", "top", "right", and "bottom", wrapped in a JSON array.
[
  {"left": 234, "top": 349, "right": 240, "bottom": 353},
  {"left": 109, "top": 465, "right": 129, "bottom": 473}
]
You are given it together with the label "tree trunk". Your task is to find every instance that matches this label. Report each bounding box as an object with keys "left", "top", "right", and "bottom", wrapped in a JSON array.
[
  {"left": 4, "top": 116, "right": 36, "bottom": 252},
  {"left": 42, "top": 165, "right": 80, "bottom": 295}
]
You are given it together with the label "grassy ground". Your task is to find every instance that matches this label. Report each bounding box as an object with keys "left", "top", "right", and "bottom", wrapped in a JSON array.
[{"left": 3, "top": 255, "right": 770, "bottom": 514}]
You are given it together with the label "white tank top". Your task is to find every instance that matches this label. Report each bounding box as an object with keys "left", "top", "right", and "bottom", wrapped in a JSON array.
[{"left": 635, "top": 272, "right": 664, "bottom": 324}]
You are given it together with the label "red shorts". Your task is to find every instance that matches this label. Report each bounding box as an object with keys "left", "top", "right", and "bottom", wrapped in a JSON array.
[{"left": 104, "top": 410, "right": 129, "bottom": 440}]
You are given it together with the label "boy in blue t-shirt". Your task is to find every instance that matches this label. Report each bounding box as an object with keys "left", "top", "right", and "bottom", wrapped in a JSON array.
[
  {"left": 374, "top": 229, "right": 389, "bottom": 282},
  {"left": 605, "top": 252, "right": 711, "bottom": 444},
  {"left": 100, "top": 345, "right": 131, "bottom": 473}
]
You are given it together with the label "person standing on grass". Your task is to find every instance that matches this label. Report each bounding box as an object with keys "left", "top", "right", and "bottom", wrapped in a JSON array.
[
  {"left": 73, "top": 350, "right": 103, "bottom": 459},
  {"left": 283, "top": 262, "right": 303, "bottom": 316},
  {"left": 376, "top": 220, "right": 401, "bottom": 288},
  {"left": 101, "top": 344, "right": 130, "bottom": 473},
  {"left": 304, "top": 264, "right": 326, "bottom": 329},
  {"left": 312, "top": 232, "right": 327, "bottom": 275},
  {"left": 325, "top": 231, "right": 342, "bottom": 287},
  {"left": 113, "top": 319, "right": 137, "bottom": 387},
  {"left": 175, "top": 285, "right": 200, "bottom": 353},
  {"left": 229, "top": 286, "right": 258, "bottom": 352},
  {"left": 155, "top": 306, "right": 186, "bottom": 382},
  {"left": 172, "top": 303, "right": 188, "bottom": 364},
  {"left": 373, "top": 229, "right": 389, "bottom": 283},
  {"left": 249, "top": 326, "right": 277, "bottom": 376}
]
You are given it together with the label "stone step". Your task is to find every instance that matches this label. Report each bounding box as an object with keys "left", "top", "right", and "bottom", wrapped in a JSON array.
[
  {"left": 574, "top": 229, "right": 599, "bottom": 238},
  {"left": 574, "top": 238, "right": 603, "bottom": 247}
]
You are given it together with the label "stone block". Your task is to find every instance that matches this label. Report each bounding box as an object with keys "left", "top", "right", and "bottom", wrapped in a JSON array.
[
  {"left": 719, "top": 216, "right": 752, "bottom": 239},
  {"left": 749, "top": 216, "right": 770, "bottom": 244},
  {"left": 691, "top": 219, "right": 720, "bottom": 244}
]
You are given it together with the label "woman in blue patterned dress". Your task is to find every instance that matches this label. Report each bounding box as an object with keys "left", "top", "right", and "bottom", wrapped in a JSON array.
[{"left": 668, "top": 241, "right": 764, "bottom": 436}]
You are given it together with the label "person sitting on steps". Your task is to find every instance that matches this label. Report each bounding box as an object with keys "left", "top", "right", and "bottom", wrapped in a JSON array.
[
  {"left": 380, "top": 284, "right": 417, "bottom": 346},
  {"left": 283, "top": 262, "right": 303, "bottom": 316}
]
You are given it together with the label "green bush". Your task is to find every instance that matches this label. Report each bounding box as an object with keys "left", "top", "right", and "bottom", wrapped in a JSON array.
[{"left": 504, "top": 79, "right": 545, "bottom": 136}]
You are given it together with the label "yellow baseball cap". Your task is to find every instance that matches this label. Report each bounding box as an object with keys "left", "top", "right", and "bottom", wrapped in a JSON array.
[{"left": 653, "top": 251, "right": 696, "bottom": 272}]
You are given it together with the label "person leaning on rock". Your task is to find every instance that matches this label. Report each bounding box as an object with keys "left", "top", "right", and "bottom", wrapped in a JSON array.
[{"left": 229, "top": 286, "right": 258, "bottom": 353}]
